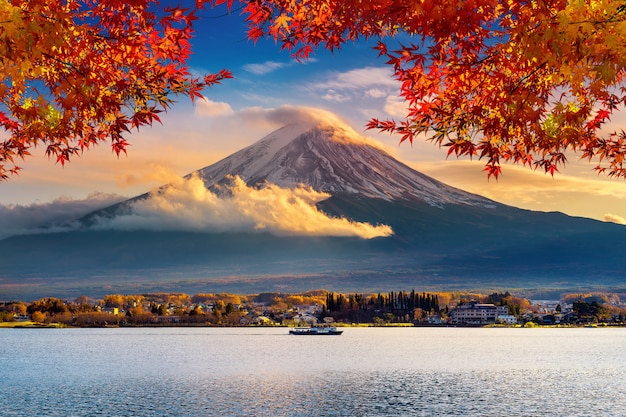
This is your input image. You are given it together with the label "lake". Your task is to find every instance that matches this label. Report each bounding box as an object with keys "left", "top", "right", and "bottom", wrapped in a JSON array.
[{"left": 1, "top": 327, "right": 625, "bottom": 416}]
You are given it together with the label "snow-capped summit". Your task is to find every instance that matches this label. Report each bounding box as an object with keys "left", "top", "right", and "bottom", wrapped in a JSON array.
[{"left": 195, "top": 121, "right": 496, "bottom": 208}]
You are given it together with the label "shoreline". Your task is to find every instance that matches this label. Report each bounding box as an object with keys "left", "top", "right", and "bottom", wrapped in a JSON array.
[{"left": 1, "top": 321, "right": 621, "bottom": 329}]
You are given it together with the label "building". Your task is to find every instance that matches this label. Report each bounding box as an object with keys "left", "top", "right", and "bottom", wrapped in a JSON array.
[
  {"left": 451, "top": 302, "right": 512, "bottom": 325},
  {"left": 496, "top": 314, "right": 518, "bottom": 324}
]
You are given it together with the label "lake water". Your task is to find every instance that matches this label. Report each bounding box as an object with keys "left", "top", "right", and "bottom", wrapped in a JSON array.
[{"left": 1, "top": 327, "right": 625, "bottom": 416}]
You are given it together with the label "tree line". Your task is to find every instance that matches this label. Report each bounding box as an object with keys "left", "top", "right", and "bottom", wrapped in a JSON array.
[
  {"left": 323, "top": 290, "right": 441, "bottom": 324},
  {"left": 2, "top": 289, "right": 625, "bottom": 327}
]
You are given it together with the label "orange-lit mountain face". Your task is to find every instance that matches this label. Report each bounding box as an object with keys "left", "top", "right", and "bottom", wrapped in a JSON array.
[{"left": 2, "top": 121, "right": 626, "bottom": 299}]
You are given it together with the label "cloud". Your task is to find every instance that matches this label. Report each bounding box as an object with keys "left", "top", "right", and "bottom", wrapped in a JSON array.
[
  {"left": 308, "top": 66, "right": 400, "bottom": 104},
  {"left": 193, "top": 101, "right": 344, "bottom": 130},
  {"left": 314, "top": 67, "right": 398, "bottom": 90},
  {"left": 0, "top": 193, "right": 125, "bottom": 239},
  {"left": 242, "top": 61, "right": 287, "bottom": 75},
  {"left": 409, "top": 158, "right": 626, "bottom": 221},
  {"left": 366, "top": 88, "right": 387, "bottom": 99},
  {"left": 93, "top": 174, "right": 393, "bottom": 239},
  {"left": 603, "top": 213, "right": 626, "bottom": 225},
  {"left": 195, "top": 98, "right": 234, "bottom": 117},
  {"left": 384, "top": 95, "right": 407, "bottom": 118},
  {"left": 242, "top": 58, "right": 318, "bottom": 76},
  {"left": 195, "top": 104, "right": 395, "bottom": 153},
  {"left": 321, "top": 90, "right": 351, "bottom": 103}
]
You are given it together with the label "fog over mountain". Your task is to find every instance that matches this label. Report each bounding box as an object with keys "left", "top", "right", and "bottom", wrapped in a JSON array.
[{"left": 1, "top": 115, "right": 625, "bottom": 299}]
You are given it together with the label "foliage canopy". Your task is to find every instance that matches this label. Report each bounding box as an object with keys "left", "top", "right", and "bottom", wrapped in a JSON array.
[
  {"left": 243, "top": 0, "right": 626, "bottom": 178},
  {"left": 1, "top": 0, "right": 625, "bottom": 180},
  {"left": 0, "top": 0, "right": 231, "bottom": 180}
]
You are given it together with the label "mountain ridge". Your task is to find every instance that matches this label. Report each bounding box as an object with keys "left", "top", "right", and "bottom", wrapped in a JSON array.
[{"left": 194, "top": 122, "right": 498, "bottom": 207}]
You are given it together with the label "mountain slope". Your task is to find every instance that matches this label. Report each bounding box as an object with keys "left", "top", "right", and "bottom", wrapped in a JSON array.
[
  {"left": 195, "top": 123, "right": 495, "bottom": 206},
  {"left": 2, "top": 120, "right": 626, "bottom": 299},
  {"left": 82, "top": 121, "right": 498, "bottom": 224}
]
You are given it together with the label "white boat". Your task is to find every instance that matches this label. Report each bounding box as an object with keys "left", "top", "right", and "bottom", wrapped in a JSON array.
[{"left": 289, "top": 326, "right": 343, "bottom": 335}]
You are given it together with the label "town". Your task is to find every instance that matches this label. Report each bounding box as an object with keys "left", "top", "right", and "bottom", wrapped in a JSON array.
[{"left": 1, "top": 290, "right": 625, "bottom": 328}]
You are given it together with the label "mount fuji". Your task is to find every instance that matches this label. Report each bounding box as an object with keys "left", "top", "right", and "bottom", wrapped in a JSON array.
[
  {"left": 2, "top": 119, "right": 626, "bottom": 299},
  {"left": 82, "top": 121, "right": 496, "bottom": 224}
]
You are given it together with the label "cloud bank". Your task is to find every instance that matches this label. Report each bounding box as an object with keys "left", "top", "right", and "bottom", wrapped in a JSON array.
[
  {"left": 0, "top": 193, "right": 125, "bottom": 240},
  {"left": 2, "top": 173, "right": 393, "bottom": 240},
  {"left": 93, "top": 174, "right": 393, "bottom": 239}
]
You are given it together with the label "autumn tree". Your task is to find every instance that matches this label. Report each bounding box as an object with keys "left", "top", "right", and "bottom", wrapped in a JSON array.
[
  {"left": 167, "top": 293, "right": 191, "bottom": 307},
  {"left": 0, "top": 301, "right": 27, "bottom": 321},
  {"left": 0, "top": 0, "right": 231, "bottom": 179},
  {"left": 7, "top": 0, "right": 623, "bottom": 181},
  {"left": 103, "top": 294, "right": 144, "bottom": 309},
  {"left": 2, "top": 301, "right": 27, "bottom": 315},
  {"left": 69, "top": 296, "right": 98, "bottom": 313},
  {"left": 27, "top": 297, "right": 69, "bottom": 316},
  {"left": 31, "top": 311, "right": 46, "bottom": 323},
  {"left": 126, "top": 305, "right": 153, "bottom": 324},
  {"left": 103, "top": 294, "right": 125, "bottom": 309},
  {"left": 243, "top": 0, "right": 626, "bottom": 178}
]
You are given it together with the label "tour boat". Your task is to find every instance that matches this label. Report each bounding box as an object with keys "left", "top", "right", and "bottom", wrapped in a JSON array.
[{"left": 289, "top": 326, "right": 343, "bottom": 335}]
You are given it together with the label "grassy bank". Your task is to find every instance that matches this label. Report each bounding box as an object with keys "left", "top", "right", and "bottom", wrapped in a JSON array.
[{"left": 0, "top": 321, "right": 63, "bottom": 328}]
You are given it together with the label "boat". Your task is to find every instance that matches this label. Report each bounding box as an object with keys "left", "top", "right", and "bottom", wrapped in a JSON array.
[{"left": 289, "top": 326, "right": 343, "bottom": 335}]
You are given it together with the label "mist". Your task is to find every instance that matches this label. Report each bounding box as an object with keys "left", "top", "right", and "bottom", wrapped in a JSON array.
[{"left": 0, "top": 193, "right": 125, "bottom": 240}]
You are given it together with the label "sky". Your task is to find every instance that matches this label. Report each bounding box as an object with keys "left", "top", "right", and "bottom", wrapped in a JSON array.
[{"left": 2, "top": 4, "right": 626, "bottom": 234}]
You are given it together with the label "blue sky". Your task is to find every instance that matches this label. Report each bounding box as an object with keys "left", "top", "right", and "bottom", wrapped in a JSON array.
[{"left": 2, "top": 3, "right": 626, "bottom": 230}]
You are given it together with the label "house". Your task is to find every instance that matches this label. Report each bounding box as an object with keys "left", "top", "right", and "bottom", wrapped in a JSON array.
[
  {"left": 251, "top": 316, "right": 275, "bottom": 325},
  {"left": 294, "top": 304, "right": 322, "bottom": 315},
  {"left": 293, "top": 313, "right": 318, "bottom": 326},
  {"left": 14, "top": 314, "right": 30, "bottom": 322}
]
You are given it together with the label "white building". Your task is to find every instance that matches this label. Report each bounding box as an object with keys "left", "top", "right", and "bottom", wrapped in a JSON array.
[
  {"left": 496, "top": 314, "right": 518, "bottom": 324},
  {"left": 451, "top": 302, "right": 513, "bottom": 324}
]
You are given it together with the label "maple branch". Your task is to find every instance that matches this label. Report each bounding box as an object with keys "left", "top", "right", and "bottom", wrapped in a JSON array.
[
  {"left": 40, "top": 52, "right": 87, "bottom": 79},
  {"left": 509, "top": 61, "right": 549, "bottom": 95}
]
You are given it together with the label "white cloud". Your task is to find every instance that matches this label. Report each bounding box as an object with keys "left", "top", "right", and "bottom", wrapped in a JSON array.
[
  {"left": 195, "top": 98, "right": 234, "bottom": 117},
  {"left": 242, "top": 61, "right": 287, "bottom": 75},
  {"left": 94, "top": 174, "right": 393, "bottom": 239},
  {"left": 195, "top": 101, "right": 349, "bottom": 131},
  {"left": 193, "top": 104, "right": 395, "bottom": 153},
  {"left": 322, "top": 89, "right": 351, "bottom": 103},
  {"left": 384, "top": 95, "right": 407, "bottom": 118},
  {"left": 366, "top": 88, "right": 387, "bottom": 99},
  {"left": 306, "top": 66, "right": 400, "bottom": 107},
  {"left": 314, "top": 67, "right": 398, "bottom": 90}
]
